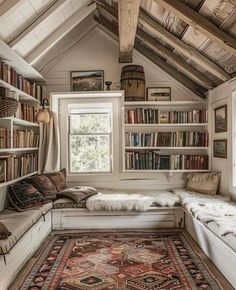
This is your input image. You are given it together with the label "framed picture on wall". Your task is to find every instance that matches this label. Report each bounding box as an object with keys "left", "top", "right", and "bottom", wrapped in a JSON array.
[
  {"left": 71, "top": 70, "right": 104, "bottom": 91},
  {"left": 213, "top": 139, "right": 227, "bottom": 158},
  {"left": 147, "top": 87, "right": 171, "bottom": 101},
  {"left": 215, "top": 105, "right": 227, "bottom": 133}
]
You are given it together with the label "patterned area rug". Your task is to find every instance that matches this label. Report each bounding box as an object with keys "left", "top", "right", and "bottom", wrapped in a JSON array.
[{"left": 17, "top": 231, "right": 222, "bottom": 290}]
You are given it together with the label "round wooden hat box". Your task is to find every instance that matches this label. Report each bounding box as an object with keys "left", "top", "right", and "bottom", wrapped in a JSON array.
[{"left": 120, "top": 65, "right": 145, "bottom": 101}]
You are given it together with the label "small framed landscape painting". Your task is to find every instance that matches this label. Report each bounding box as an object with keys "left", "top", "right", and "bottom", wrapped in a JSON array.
[
  {"left": 213, "top": 139, "right": 227, "bottom": 158},
  {"left": 147, "top": 87, "right": 171, "bottom": 101},
  {"left": 215, "top": 105, "right": 227, "bottom": 133},
  {"left": 71, "top": 70, "right": 104, "bottom": 91}
]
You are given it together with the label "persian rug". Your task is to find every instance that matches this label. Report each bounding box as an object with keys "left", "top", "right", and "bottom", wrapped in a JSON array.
[{"left": 17, "top": 231, "right": 222, "bottom": 290}]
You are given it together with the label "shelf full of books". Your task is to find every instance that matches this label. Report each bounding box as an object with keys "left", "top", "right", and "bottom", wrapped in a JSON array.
[
  {"left": 0, "top": 60, "right": 44, "bottom": 102},
  {"left": 0, "top": 152, "right": 38, "bottom": 184},
  {"left": 122, "top": 101, "right": 210, "bottom": 173}
]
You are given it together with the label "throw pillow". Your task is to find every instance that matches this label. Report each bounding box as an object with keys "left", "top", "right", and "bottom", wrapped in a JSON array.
[
  {"left": 0, "top": 222, "right": 11, "bottom": 240},
  {"left": 186, "top": 172, "right": 221, "bottom": 195},
  {"left": 57, "top": 186, "right": 98, "bottom": 203},
  {"left": 44, "top": 168, "right": 66, "bottom": 192},
  {"left": 8, "top": 183, "right": 49, "bottom": 211},
  {"left": 26, "top": 175, "right": 57, "bottom": 200}
]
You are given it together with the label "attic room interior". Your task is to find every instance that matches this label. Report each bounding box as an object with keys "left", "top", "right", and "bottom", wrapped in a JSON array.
[{"left": 0, "top": 0, "right": 236, "bottom": 289}]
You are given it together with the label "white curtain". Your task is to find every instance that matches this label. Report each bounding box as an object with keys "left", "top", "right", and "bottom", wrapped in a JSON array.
[{"left": 39, "top": 111, "right": 60, "bottom": 173}]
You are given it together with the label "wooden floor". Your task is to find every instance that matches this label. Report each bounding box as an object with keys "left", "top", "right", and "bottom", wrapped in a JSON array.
[{"left": 9, "top": 229, "right": 234, "bottom": 290}]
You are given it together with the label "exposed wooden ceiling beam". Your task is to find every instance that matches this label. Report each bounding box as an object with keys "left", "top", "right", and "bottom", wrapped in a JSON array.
[
  {"left": 97, "top": 1, "right": 214, "bottom": 90},
  {"left": 155, "top": 0, "right": 236, "bottom": 56},
  {"left": 139, "top": 9, "right": 231, "bottom": 82},
  {"left": 26, "top": 3, "right": 96, "bottom": 65},
  {"left": 9, "top": 0, "right": 70, "bottom": 48},
  {"left": 136, "top": 28, "right": 214, "bottom": 90},
  {"left": 0, "top": 0, "right": 20, "bottom": 17},
  {"left": 118, "top": 0, "right": 140, "bottom": 63},
  {"left": 96, "top": 0, "right": 230, "bottom": 82},
  {"left": 95, "top": 14, "right": 206, "bottom": 98}
]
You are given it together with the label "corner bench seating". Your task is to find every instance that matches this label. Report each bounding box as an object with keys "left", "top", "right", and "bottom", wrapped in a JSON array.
[{"left": 1, "top": 188, "right": 236, "bottom": 289}]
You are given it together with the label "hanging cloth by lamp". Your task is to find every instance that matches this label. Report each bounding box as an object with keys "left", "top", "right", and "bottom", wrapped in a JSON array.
[{"left": 36, "top": 98, "right": 50, "bottom": 124}]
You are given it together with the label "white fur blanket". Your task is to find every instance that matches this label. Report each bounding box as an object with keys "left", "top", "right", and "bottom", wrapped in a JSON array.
[
  {"left": 86, "top": 193, "right": 154, "bottom": 211},
  {"left": 172, "top": 188, "right": 236, "bottom": 236},
  {"left": 86, "top": 190, "right": 180, "bottom": 211}
]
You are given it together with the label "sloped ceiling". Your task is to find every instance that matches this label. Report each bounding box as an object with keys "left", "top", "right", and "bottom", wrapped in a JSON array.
[{"left": 0, "top": 0, "right": 235, "bottom": 98}]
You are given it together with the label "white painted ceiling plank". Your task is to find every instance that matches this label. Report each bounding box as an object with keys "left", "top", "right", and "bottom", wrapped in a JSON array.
[
  {"left": 26, "top": 3, "right": 96, "bottom": 65},
  {"left": 9, "top": 0, "right": 71, "bottom": 48}
]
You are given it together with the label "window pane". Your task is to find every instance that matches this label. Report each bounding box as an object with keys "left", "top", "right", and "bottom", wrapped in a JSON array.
[
  {"left": 70, "top": 114, "right": 110, "bottom": 134},
  {"left": 70, "top": 135, "right": 110, "bottom": 172}
]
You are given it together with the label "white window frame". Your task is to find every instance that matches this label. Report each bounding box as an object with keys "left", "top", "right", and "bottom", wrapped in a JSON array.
[{"left": 51, "top": 91, "right": 123, "bottom": 183}]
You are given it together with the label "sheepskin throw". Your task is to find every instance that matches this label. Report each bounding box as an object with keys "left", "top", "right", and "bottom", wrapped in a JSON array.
[
  {"left": 86, "top": 190, "right": 180, "bottom": 211},
  {"left": 185, "top": 172, "right": 221, "bottom": 195},
  {"left": 86, "top": 193, "right": 154, "bottom": 211}
]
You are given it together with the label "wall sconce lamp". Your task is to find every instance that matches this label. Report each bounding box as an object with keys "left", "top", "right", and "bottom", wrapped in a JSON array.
[{"left": 36, "top": 98, "right": 50, "bottom": 124}]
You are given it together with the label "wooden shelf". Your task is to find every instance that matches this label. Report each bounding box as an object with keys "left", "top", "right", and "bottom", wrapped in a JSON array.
[
  {"left": 125, "top": 147, "right": 209, "bottom": 150},
  {"left": 0, "top": 38, "right": 45, "bottom": 82},
  {"left": 0, "top": 117, "right": 39, "bottom": 127},
  {"left": 124, "top": 169, "right": 210, "bottom": 173},
  {"left": 0, "top": 79, "right": 40, "bottom": 103},
  {"left": 0, "top": 147, "right": 39, "bottom": 153},
  {"left": 0, "top": 171, "right": 38, "bottom": 188},
  {"left": 125, "top": 123, "right": 208, "bottom": 127},
  {"left": 124, "top": 101, "right": 207, "bottom": 106}
]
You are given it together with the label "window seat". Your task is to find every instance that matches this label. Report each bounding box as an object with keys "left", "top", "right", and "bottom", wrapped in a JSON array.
[
  {"left": 0, "top": 204, "right": 52, "bottom": 290},
  {"left": 0, "top": 202, "right": 52, "bottom": 255},
  {"left": 1, "top": 186, "right": 236, "bottom": 289}
]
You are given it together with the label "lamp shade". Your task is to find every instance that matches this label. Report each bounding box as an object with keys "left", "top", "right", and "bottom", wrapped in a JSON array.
[{"left": 36, "top": 108, "right": 50, "bottom": 123}]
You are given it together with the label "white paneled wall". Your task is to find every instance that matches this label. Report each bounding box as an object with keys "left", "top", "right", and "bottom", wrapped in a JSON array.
[
  {"left": 41, "top": 25, "right": 204, "bottom": 190},
  {"left": 44, "top": 25, "right": 201, "bottom": 102},
  {"left": 210, "top": 78, "right": 236, "bottom": 198}
]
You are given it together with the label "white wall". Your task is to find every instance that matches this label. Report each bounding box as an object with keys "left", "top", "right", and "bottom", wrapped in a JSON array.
[
  {"left": 210, "top": 78, "right": 236, "bottom": 198},
  {"left": 42, "top": 25, "right": 205, "bottom": 190}
]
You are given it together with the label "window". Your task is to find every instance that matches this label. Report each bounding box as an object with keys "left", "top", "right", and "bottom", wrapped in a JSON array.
[
  {"left": 56, "top": 92, "right": 122, "bottom": 181},
  {"left": 68, "top": 103, "right": 112, "bottom": 173}
]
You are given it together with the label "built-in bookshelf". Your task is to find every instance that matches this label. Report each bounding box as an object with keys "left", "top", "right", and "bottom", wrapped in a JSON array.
[
  {"left": 0, "top": 56, "right": 44, "bottom": 185},
  {"left": 122, "top": 100, "right": 210, "bottom": 173}
]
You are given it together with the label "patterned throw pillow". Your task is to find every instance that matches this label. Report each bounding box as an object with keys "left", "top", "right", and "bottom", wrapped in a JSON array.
[
  {"left": 8, "top": 183, "right": 49, "bottom": 211},
  {"left": 57, "top": 186, "right": 98, "bottom": 203},
  {"left": 26, "top": 175, "right": 57, "bottom": 200},
  {"left": 44, "top": 168, "right": 66, "bottom": 192},
  {"left": 0, "top": 222, "right": 11, "bottom": 240},
  {"left": 186, "top": 173, "right": 221, "bottom": 195}
]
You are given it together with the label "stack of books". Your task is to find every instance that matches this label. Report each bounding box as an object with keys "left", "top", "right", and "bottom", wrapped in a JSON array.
[
  {"left": 125, "top": 131, "right": 209, "bottom": 147},
  {"left": 14, "top": 103, "right": 37, "bottom": 123},
  {"left": 125, "top": 152, "right": 208, "bottom": 170},
  {"left": 0, "top": 128, "right": 11, "bottom": 148},
  {"left": 0, "top": 60, "right": 43, "bottom": 100},
  {"left": 125, "top": 108, "right": 208, "bottom": 124},
  {"left": 13, "top": 130, "right": 39, "bottom": 148},
  {"left": 0, "top": 153, "right": 38, "bottom": 183}
]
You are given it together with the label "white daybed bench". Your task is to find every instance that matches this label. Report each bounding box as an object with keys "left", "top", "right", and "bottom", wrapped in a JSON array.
[{"left": 1, "top": 187, "right": 236, "bottom": 289}]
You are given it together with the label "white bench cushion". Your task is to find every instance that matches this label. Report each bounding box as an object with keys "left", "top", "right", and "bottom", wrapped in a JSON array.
[{"left": 0, "top": 203, "right": 52, "bottom": 255}]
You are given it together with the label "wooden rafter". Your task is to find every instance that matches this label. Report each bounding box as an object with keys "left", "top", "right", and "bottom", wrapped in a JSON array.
[
  {"left": 9, "top": 0, "right": 70, "bottom": 48},
  {"left": 155, "top": 0, "right": 236, "bottom": 56},
  {"left": 139, "top": 9, "right": 231, "bottom": 82},
  {"left": 95, "top": 0, "right": 230, "bottom": 82},
  {"left": 97, "top": 1, "right": 214, "bottom": 89},
  {"left": 136, "top": 28, "right": 214, "bottom": 89},
  {"left": 95, "top": 14, "right": 206, "bottom": 98},
  {"left": 118, "top": 0, "right": 140, "bottom": 63}
]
